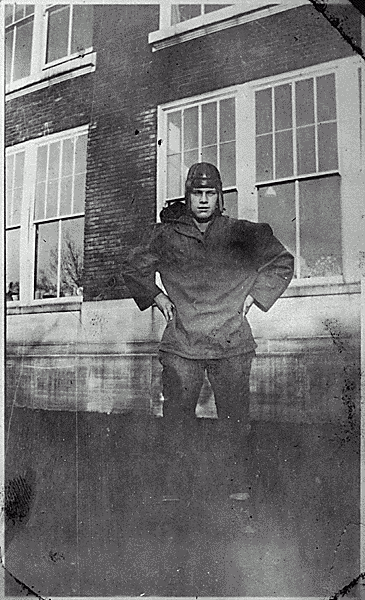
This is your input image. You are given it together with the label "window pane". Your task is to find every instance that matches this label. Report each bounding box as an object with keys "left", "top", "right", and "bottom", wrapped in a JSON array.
[
  {"left": 46, "top": 143, "right": 61, "bottom": 218},
  {"left": 13, "top": 19, "right": 33, "bottom": 81},
  {"left": 35, "top": 146, "right": 48, "bottom": 220},
  {"left": 256, "top": 134, "right": 273, "bottom": 181},
  {"left": 49, "top": 142, "right": 61, "bottom": 180},
  {"left": 171, "top": 4, "right": 201, "bottom": 25},
  {"left": 62, "top": 138, "right": 74, "bottom": 177},
  {"left": 60, "top": 176, "right": 73, "bottom": 216},
  {"left": 46, "top": 180, "right": 59, "bottom": 219},
  {"left": 10, "top": 153, "right": 24, "bottom": 225},
  {"left": 25, "top": 5, "right": 35, "bottom": 17},
  {"left": 223, "top": 190, "right": 238, "bottom": 219},
  {"left": 299, "top": 175, "right": 342, "bottom": 278},
  {"left": 220, "top": 97, "right": 235, "bottom": 142},
  {"left": 167, "top": 154, "right": 181, "bottom": 198},
  {"left": 255, "top": 88, "right": 272, "bottom": 135},
  {"left": 46, "top": 5, "right": 70, "bottom": 63},
  {"left": 258, "top": 182, "right": 296, "bottom": 269},
  {"left": 5, "top": 29, "right": 14, "bottom": 85},
  {"left": 220, "top": 141, "right": 236, "bottom": 187},
  {"left": 317, "top": 74, "right": 336, "bottom": 122},
  {"left": 34, "top": 182, "right": 46, "bottom": 221},
  {"left": 6, "top": 154, "right": 14, "bottom": 227},
  {"left": 60, "top": 217, "right": 84, "bottom": 296},
  {"left": 295, "top": 79, "right": 314, "bottom": 127},
  {"left": 184, "top": 106, "right": 198, "bottom": 151},
  {"left": 6, "top": 154, "right": 14, "bottom": 187},
  {"left": 202, "top": 102, "right": 217, "bottom": 147},
  {"left": 202, "top": 145, "right": 217, "bottom": 166},
  {"left": 167, "top": 112, "right": 181, "bottom": 155},
  {"left": 14, "top": 151, "right": 25, "bottom": 189},
  {"left": 6, "top": 229, "right": 20, "bottom": 300},
  {"left": 274, "top": 84, "right": 292, "bottom": 131},
  {"left": 318, "top": 122, "right": 338, "bottom": 171},
  {"left": 74, "top": 135, "right": 87, "bottom": 174},
  {"left": 204, "top": 5, "right": 231, "bottom": 14},
  {"left": 73, "top": 172, "right": 86, "bottom": 213},
  {"left": 12, "top": 188, "right": 23, "bottom": 225},
  {"left": 275, "top": 129, "right": 293, "bottom": 179},
  {"left": 5, "top": 5, "right": 14, "bottom": 26},
  {"left": 14, "top": 5, "right": 25, "bottom": 21},
  {"left": 35, "top": 221, "right": 59, "bottom": 298},
  {"left": 183, "top": 149, "right": 199, "bottom": 176},
  {"left": 36, "top": 145, "right": 48, "bottom": 183},
  {"left": 297, "top": 125, "right": 316, "bottom": 175},
  {"left": 71, "top": 5, "right": 93, "bottom": 54},
  {"left": 6, "top": 194, "right": 13, "bottom": 229},
  {"left": 6, "top": 154, "right": 14, "bottom": 189}
]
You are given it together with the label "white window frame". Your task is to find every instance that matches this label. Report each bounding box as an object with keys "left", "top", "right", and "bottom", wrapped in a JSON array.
[
  {"left": 5, "top": 125, "right": 88, "bottom": 307},
  {"left": 43, "top": 4, "right": 94, "bottom": 69},
  {"left": 5, "top": 4, "right": 96, "bottom": 100},
  {"left": 157, "top": 56, "right": 363, "bottom": 287},
  {"left": 254, "top": 73, "right": 341, "bottom": 282},
  {"left": 244, "top": 56, "right": 363, "bottom": 287},
  {"left": 157, "top": 86, "right": 239, "bottom": 215},
  {"left": 5, "top": 148, "right": 25, "bottom": 303},
  {"left": 160, "top": 1, "right": 233, "bottom": 29},
  {"left": 149, "top": 0, "right": 309, "bottom": 51},
  {"left": 5, "top": 4, "right": 35, "bottom": 87}
]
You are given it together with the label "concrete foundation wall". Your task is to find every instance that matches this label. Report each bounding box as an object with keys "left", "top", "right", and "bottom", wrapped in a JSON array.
[{"left": 6, "top": 291, "right": 361, "bottom": 426}]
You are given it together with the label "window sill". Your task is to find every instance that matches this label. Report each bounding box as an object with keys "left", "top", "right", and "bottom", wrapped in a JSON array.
[
  {"left": 282, "top": 280, "right": 361, "bottom": 298},
  {"left": 148, "top": 1, "right": 307, "bottom": 51},
  {"left": 5, "top": 51, "right": 96, "bottom": 101},
  {"left": 6, "top": 297, "right": 82, "bottom": 315}
]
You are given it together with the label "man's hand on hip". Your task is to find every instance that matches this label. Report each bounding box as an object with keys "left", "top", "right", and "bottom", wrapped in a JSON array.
[
  {"left": 243, "top": 294, "right": 254, "bottom": 316},
  {"left": 154, "top": 292, "right": 175, "bottom": 322}
]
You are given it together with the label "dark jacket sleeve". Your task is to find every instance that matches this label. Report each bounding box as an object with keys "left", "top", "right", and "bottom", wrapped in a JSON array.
[
  {"left": 249, "top": 223, "right": 294, "bottom": 312},
  {"left": 122, "top": 225, "right": 164, "bottom": 311}
]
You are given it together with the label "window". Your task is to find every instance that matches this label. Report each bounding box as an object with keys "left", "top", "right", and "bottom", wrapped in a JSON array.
[
  {"left": 6, "top": 150, "right": 25, "bottom": 300},
  {"left": 150, "top": 1, "right": 290, "bottom": 51},
  {"left": 170, "top": 4, "right": 230, "bottom": 25},
  {"left": 5, "top": 4, "right": 35, "bottom": 85},
  {"left": 158, "top": 58, "right": 361, "bottom": 284},
  {"left": 45, "top": 4, "right": 93, "bottom": 65},
  {"left": 164, "top": 96, "right": 238, "bottom": 217},
  {"left": 5, "top": 4, "right": 95, "bottom": 96},
  {"left": 5, "top": 127, "right": 88, "bottom": 304},
  {"left": 255, "top": 73, "right": 342, "bottom": 279},
  {"left": 34, "top": 133, "right": 87, "bottom": 299}
]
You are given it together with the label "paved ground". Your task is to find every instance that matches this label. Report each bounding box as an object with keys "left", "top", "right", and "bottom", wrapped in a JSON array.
[{"left": 4, "top": 407, "right": 360, "bottom": 597}]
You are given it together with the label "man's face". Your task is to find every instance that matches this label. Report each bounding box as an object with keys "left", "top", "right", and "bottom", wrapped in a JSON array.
[{"left": 190, "top": 188, "right": 218, "bottom": 221}]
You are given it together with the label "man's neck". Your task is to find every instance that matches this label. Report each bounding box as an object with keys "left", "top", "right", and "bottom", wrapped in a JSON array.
[
  {"left": 193, "top": 214, "right": 218, "bottom": 233},
  {"left": 193, "top": 218, "right": 210, "bottom": 233}
]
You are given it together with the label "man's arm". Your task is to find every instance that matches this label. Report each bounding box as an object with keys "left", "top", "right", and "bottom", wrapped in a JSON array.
[
  {"left": 154, "top": 292, "right": 175, "bottom": 322},
  {"left": 249, "top": 223, "right": 294, "bottom": 312},
  {"left": 122, "top": 226, "right": 164, "bottom": 311}
]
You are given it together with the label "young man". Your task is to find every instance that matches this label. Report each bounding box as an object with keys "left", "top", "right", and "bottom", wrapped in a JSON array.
[{"left": 123, "top": 163, "right": 294, "bottom": 502}]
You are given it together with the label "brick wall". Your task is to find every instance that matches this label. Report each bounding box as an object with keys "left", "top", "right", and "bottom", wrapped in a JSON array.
[
  {"left": 4, "top": 4, "right": 360, "bottom": 301},
  {"left": 83, "top": 5, "right": 159, "bottom": 300},
  {"left": 151, "top": 4, "right": 359, "bottom": 105},
  {"left": 5, "top": 74, "right": 95, "bottom": 147},
  {"left": 84, "top": 3, "right": 358, "bottom": 301}
]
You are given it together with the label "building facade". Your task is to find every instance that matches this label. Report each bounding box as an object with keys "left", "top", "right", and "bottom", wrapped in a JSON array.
[{"left": 5, "top": 1, "right": 365, "bottom": 426}]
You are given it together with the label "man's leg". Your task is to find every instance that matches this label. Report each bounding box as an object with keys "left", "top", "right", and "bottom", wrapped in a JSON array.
[
  {"left": 158, "top": 351, "right": 205, "bottom": 500},
  {"left": 206, "top": 352, "right": 255, "bottom": 498}
]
